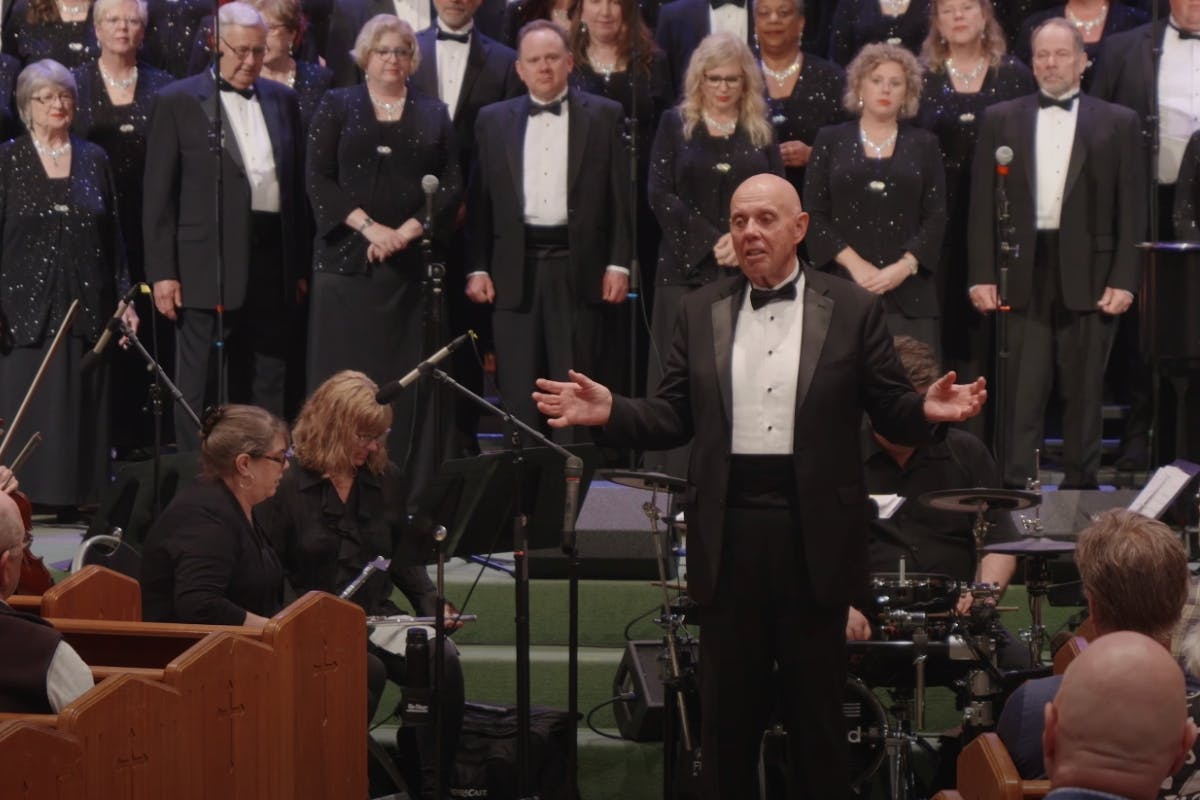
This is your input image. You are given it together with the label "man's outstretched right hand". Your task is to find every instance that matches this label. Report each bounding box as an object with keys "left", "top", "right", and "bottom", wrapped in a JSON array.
[{"left": 532, "top": 370, "right": 613, "bottom": 428}]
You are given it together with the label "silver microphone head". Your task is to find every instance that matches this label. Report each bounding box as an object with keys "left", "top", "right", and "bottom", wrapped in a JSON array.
[
  {"left": 433, "top": 525, "right": 448, "bottom": 543},
  {"left": 995, "top": 146, "right": 1014, "bottom": 167},
  {"left": 421, "top": 174, "right": 440, "bottom": 195}
]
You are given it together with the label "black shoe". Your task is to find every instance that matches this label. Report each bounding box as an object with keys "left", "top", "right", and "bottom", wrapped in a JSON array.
[{"left": 1115, "top": 438, "right": 1150, "bottom": 471}]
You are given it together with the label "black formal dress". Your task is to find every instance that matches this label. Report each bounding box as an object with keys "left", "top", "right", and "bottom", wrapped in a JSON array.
[
  {"left": 804, "top": 120, "right": 946, "bottom": 348},
  {"left": 0, "top": 53, "right": 19, "bottom": 141},
  {"left": 763, "top": 52, "right": 847, "bottom": 200},
  {"left": 1015, "top": 2, "right": 1147, "bottom": 91},
  {"left": 0, "top": 135, "right": 123, "bottom": 507},
  {"left": 915, "top": 57, "right": 1033, "bottom": 385},
  {"left": 828, "top": 0, "right": 930, "bottom": 66},
  {"left": 1, "top": 0, "right": 98, "bottom": 67},
  {"left": 254, "top": 460, "right": 465, "bottom": 795},
  {"left": 305, "top": 85, "right": 461, "bottom": 466},
  {"left": 289, "top": 60, "right": 334, "bottom": 134},
  {"left": 602, "top": 266, "right": 938, "bottom": 799},
  {"left": 141, "top": 477, "right": 285, "bottom": 624},
  {"left": 142, "top": 0, "right": 208, "bottom": 78}
]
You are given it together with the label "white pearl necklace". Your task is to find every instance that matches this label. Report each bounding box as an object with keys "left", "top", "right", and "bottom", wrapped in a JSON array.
[
  {"left": 703, "top": 112, "right": 736, "bottom": 136},
  {"left": 33, "top": 136, "right": 72, "bottom": 165},
  {"left": 945, "top": 56, "right": 987, "bottom": 87},
  {"left": 1066, "top": 2, "right": 1108, "bottom": 35},
  {"left": 859, "top": 125, "right": 897, "bottom": 158},
  {"left": 760, "top": 54, "right": 801, "bottom": 85},
  {"left": 369, "top": 92, "right": 405, "bottom": 120},
  {"left": 99, "top": 63, "right": 137, "bottom": 91}
]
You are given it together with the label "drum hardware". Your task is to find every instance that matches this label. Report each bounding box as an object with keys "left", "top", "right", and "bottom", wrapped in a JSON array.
[
  {"left": 982, "top": 538, "right": 1075, "bottom": 665},
  {"left": 1022, "top": 449, "right": 1044, "bottom": 534}
]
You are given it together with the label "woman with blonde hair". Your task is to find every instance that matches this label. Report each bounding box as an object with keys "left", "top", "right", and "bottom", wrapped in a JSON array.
[
  {"left": 254, "top": 370, "right": 465, "bottom": 798},
  {"left": 804, "top": 42, "right": 945, "bottom": 350},
  {"left": 645, "top": 31, "right": 783, "bottom": 478}
]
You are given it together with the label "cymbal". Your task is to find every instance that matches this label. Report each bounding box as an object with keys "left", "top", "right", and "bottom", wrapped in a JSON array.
[
  {"left": 651, "top": 580, "right": 688, "bottom": 592},
  {"left": 603, "top": 469, "right": 688, "bottom": 494},
  {"left": 919, "top": 488, "right": 1041, "bottom": 512},
  {"left": 983, "top": 537, "right": 1076, "bottom": 555}
]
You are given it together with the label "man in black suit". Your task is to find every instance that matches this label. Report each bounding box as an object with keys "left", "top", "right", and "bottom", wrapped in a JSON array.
[
  {"left": 968, "top": 18, "right": 1145, "bottom": 489},
  {"left": 533, "top": 173, "right": 986, "bottom": 799},
  {"left": 655, "top": 0, "right": 754, "bottom": 98},
  {"left": 144, "top": 1, "right": 307, "bottom": 450},
  {"left": 467, "top": 20, "right": 630, "bottom": 436}
]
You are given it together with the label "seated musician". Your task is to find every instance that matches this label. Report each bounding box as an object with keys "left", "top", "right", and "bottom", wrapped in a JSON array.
[
  {"left": 995, "top": 509, "right": 1191, "bottom": 779},
  {"left": 1042, "top": 631, "right": 1196, "bottom": 800},
  {"left": 253, "top": 371, "right": 466, "bottom": 800},
  {"left": 140, "top": 405, "right": 290, "bottom": 627},
  {"left": 847, "top": 336, "right": 1026, "bottom": 666},
  {"left": 0, "top": 491, "right": 94, "bottom": 712}
]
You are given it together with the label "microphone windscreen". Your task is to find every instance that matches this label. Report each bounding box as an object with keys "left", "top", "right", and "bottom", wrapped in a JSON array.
[
  {"left": 421, "top": 174, "right": 439, "bottom": 194},
  {"left": 995, "top": 145, "right": 1014, "bottom": 166}
]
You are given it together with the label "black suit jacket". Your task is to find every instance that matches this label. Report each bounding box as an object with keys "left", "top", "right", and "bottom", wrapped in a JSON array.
[
  {"left": 143, "top": 73, "right": 308, "bottom": 310},
  {"left": 326, "top": 0, "right": 437, "bottom": 86},
  {"left": 468, "top": 90, "right": 632, "bottom": 309},
  {"left": 967, "top": 93, "right": 1146, "bottom": 311},
  {"left": 410, "top": 27, "right": 522, "bottom": 175},
  {"left": 603, "top": 267, "right": 936, "bottom": 607},
  {"left": 1090, "top": 19, "right": 1163, "bottom": 121},
  {"left": 654, "top": 0, "right": 755, "bottom": 99}
]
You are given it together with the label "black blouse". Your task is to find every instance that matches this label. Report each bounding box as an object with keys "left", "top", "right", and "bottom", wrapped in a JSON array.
[
  {"left": 803, "top": 120, "right": 946, "bottom": 318},
  {"left": 306, "top": 85, "right": 461, "bottom": 275},
  {"left": 141, "top": 0, "right": 210, "bottom": 78},
  {"left": 570, "top": 54, "right": 673, "bottom": 169},
  {"left": 254, "top": 461, "right": 437, "bottom": 618},
  {"left": 141, "top": 478, "right": 285, "bottom": 625},
  {"left": 292, "top": 59, "right": 333, "bottom": 135},
  {"left": 0, "top": 135, "right": 123, "bottom": 345},
  {"left": 828, "top": 0, "right": 930, "bottom": 66},
  {"left": 764, "top": 53, "right": 848, "bottom": 197},
  {"left": 2, "top": 0, "right": 99, "bottom": 68},
  {"left": 71, "top": 60, "right": 173, "bottom": 281},
  {"left": 648, "top": 107, "right": 785, "bottom": 286}
]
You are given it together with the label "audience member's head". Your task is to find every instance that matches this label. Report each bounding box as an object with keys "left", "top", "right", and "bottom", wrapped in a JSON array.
[
  {"left": 891, "top": 335, "right": 940, "bottom": 394},
  {"left": 0, "top": 492, "right": 28, "bottom": 600},
  {"left": 1075, "top": 510, "right": 1189, "bottom": 643},
  {"left": 1044, "top": 631, "right": 1197, "bottom": 800}
]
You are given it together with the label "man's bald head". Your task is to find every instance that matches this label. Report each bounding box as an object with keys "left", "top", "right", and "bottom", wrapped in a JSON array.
[
  {"left": 1044, "top": 631, "right": 1197, "bottom": 800},
  {"left": 729, "top": 173, "right": 808, "bottom": 288},
  {"left": 0, "top": 492, "right": 26, "bottom": 599}
]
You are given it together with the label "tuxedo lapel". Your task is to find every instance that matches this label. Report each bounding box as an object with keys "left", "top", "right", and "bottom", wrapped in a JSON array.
[
  {"left": 711, "top": 282, "right": 742, "bottom": 425},
  {"left": 258, "top": 83, "right": 289, "bottom": 186},
  {"left": 1063, "top": 96, "right": 1090, "bottom": 200},
  {"left": 567, "top": 92, "right": 589, "bottom": 195},
  {"left": 411, "top": 30, "right": 438, "bottom": 95},
  {"left": 197, "top": 79, "right": 247, "bottom": 175},
  {"left": 1018, "top": 94, "right": 1036, "bottom": 197},
  {"left": 794, "top": 273, "right": 832, "bottom": 420},
  {"left": 457, "top": 34, "right": 487, "bottom": 118},
  {"left": 504, "top": 99, "right": 528, "bottom": 208}
]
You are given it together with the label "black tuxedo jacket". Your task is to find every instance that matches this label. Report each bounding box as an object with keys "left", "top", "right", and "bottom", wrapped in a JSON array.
[
  {"left": 468, "top": 90, "right": 631, "bottom": 309},
  {"left": 654, "top": 0, "right": 755, "bottom": 98},
  {"left": 967, "top": 93, "right": 1146, "bottom": 311},
  {"left": 1090, "top": 19, "right": 1164, "bottom": 121},
  {"left": 143, "top": 74, "right": 308, "bottom": 310},
  {"left": 326, "top": 0, "right": 437, "bottom": 86},
  {"left": 604, "top": 267, "right": 935, "bottom": 607},
  {"left": 410, "top": 27, "right": 521, "bottom": 175}
]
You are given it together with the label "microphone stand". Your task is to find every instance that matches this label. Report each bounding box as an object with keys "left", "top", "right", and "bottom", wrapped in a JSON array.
[
  {"left": 208, "top": 3, "right": 228, "bottom": 406},
  {"left": 114, "top": 317, "right": 203, "bottom": 434},
  {"left": 432, "top": 525, "right": 448, "bottom": 800},
  {"left": 420, "top": 365, "right": 579, "bottom": 799},
  {"left": 417, "top": 182, "right": 447, "bottom": 492},
  {"left": 993, "top": 160, "right": 1017, "bottom": 477},
  {"left": 623, "top": 0, "right": 644, "bottom": 473}
]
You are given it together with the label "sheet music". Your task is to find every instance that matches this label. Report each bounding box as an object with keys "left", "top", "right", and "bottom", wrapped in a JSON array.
[
  {"left": 871, "top": 494, "right": 905, "bottom": 520},
  {"left": 1128, "top": 461, "right": 1200, "bottom": 519}
]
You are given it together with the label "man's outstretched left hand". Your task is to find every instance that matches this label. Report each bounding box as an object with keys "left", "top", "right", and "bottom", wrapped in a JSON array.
[{"left": 923, "top": 371, "right": 987, "bottom": 422}]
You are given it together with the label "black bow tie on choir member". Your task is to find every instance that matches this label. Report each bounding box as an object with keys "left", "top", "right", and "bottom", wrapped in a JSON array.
[
  {"left": 218, "top": 77, "right": 255, "bottom": 99},
  {"left": 436, "top": 28, "right": 470, "bottom": 43},
  {"left": 1037, "top": 92, "right": 1076, "bottom": 111},
  {"left": 710, "top": 0, "right": 745, "bottom": 8},
  {"left": 749, "top": 280, "right": 797, "bottom": 310},
  {"left": 1171, "top": 22, "right": 1200, "bottom": 40},
  {"left": 529, "top": 98, "right": 564, "bottom": 116}
]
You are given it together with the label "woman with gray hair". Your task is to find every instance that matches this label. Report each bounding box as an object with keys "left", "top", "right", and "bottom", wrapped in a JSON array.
[
  {"left": 0, "top": 58, "right": 133, "bottom": 514},
  {"left": 305, "top": 14, "right": 460, "bottom": 466},
  {"left": 804, "top": 41, "right": 946, "bottom": 350}
]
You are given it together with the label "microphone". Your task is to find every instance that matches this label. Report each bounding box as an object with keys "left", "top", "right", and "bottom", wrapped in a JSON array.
[
  {"left": 375, "top": 331, "right": 475, "bottom": 403},
  {"left": 81, "top": 283, "right": 149, "bottom": 372},
  {"left": 421, "top": 174, "right": 438, "bottom": 240},
  {"left": 994, "top": 145, "right": 1013, "bottom": 170},
  {"left": 561, "top": 455, "right": 583, "bottom": 554},
  {"left": 994, "top": 146, "right": 1015, "bottom": 304}
]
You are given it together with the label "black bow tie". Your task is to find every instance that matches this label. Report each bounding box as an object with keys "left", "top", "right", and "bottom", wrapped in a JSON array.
[
  {"left": 710, "top": 0, "right": 745, "bottom": 8},
  {"left": 529, "top": 98, "right": 564, "bottom": 116},
  {"left": 749, "top": 279, "right": 797, "bottom": 310},
  {"left": 1037, "top": 92, "right": 1076, "bottom": 111},
  {"left": 437, "top": 28, "right": 471, "bottom": 43},
  {"left": 218, "top": 77, "right": 255, "bottom": 99},
  {"left": 1171, "top": 22, "right": 1200, "bottom": 40}
]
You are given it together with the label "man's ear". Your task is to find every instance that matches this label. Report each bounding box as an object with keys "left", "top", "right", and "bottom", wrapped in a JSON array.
[
  {"left": 1042, "top": 701, "right": 1059, "bottom": 775},
  {"left": 1172, "top": 718, "right": 1199, "bottom": 776}
]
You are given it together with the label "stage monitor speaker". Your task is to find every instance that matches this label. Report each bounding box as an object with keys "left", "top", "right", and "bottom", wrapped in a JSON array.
[
  {"left": 612, "top": 639, "right": 698, "bottom": 742},
  {"left": 528, "top": 481, "right": 679, "bottom": 580}
]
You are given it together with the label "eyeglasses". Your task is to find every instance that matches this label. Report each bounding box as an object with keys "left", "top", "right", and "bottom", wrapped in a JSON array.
[
  {"left": 256, "top": 448, "right": 292, "bottom": 465},
  {"left": 221, "top": 37, "right": 267, "bottom": 60},
  {"left": 100, "top": 15, "right": 144, "bottom": 27},
  {"left": 371, "top": 47, "right": 414, "bottom": 60},
  {"left": 704, "top": 74, "right": 743, "bottom": 87},
  {"left": 31, "top": 92, "right": 75, "bottom": 107},
  {"left": 355, "top": 429, "right": 391, "bottom": 446}
]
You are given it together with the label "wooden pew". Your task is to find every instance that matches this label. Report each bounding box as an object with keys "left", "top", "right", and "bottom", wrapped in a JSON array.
[
  {"left": 935, "top": 732, "right": 1050, "bottom": 800},
  {"left": 7, "top": 565, "right": 142, "bottom": 621},
  {"left": 0, "top": 720, "right": 84, "bottom": 799}
]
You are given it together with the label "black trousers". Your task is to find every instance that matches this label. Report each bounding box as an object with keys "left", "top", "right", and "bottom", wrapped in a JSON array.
[
  {"left": 173, "top": 213, "right": 289, "bottom": 450},
  {"left": 1003, "top": 232, "right": 1115, "bottom": 487},
  {"left": 699, "top": 503, "right": 851, "bottom": 799}
]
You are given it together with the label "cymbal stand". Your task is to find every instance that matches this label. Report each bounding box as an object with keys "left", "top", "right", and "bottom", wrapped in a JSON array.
[
  {"left": 1021, "top": 553, "right": 1052, "bottom": 666},
  {"left": 1020, "top": 449, "right": 1044, "bottom": 535},
  {"left": 969, "top": 504, "right": 992, "bottom": 583}
]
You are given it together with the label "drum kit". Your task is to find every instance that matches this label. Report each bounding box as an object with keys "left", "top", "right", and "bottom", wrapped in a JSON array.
[{"left": 604, "top": 468, "right": 1081, "bottom": 800}]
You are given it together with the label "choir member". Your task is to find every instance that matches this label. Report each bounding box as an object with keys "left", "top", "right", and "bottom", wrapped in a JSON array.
[
  {"left": 2, "top": 0, "right": 99, "bottom": 68},
  {"left": 247, "top": 0, "right": 332, "bottom": 131},
  {"left": 1015, "top": 0, "right": 1146, "bottom": 90},
  {"left": 828, "top": 0, "right": 930, "bottom": 66}
]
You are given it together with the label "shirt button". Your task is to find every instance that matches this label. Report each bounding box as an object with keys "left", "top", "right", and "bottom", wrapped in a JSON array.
[
  {"left": 767, "top": 387, "right": 773, "bottom": 393},
  {"left": 768, "top": 350, "right": 773, "bottom": 355},
  {"left": 767, "top": 425, "right": 773, "bottom": 431}
]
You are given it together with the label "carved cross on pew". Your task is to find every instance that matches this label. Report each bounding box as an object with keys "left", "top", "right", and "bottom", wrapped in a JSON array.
[
  {"left": 216, "top": 678, "right": 247, "bottom": 769},
  {"left": 114, "top": 733, "right": 150, "bottom": 792},
  {"left": 312, "top": 636, "right": 340, "bottom": 725}
]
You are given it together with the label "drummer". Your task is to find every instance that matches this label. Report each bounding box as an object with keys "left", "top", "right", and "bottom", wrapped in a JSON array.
[{"left": 848, "top": 337, "right": 1024, "bottom": 663}]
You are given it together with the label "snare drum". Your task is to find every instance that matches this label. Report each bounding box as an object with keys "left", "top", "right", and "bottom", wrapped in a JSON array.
[{"left": 869, "top": 573, "right": 960, "bottom": 615}]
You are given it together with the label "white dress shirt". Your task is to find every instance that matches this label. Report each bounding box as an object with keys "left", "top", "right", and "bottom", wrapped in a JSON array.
[
  {"left": 219, "top": 89, "right": 280, "bottom": 212},
  {"left": 392, "top": 0, "right": 432, "bottom": 35},
  {"left": 1034, "top": 92, "right": 1078, "bottom": 230},
  {"left": 709, "top": 3, "right": 748, "bottom": 44},
  {"left": 523, "top": 91, "right": 570, "bottom": 226},
  {"left": 1157, "top": 18, "right": 1200, "bottom": 184},
  {"left": 434, "top": 20, "right": 472, "bottom": 120},
  {"left": 731, "top": 263, "right": 805, "bottom": 455}
]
